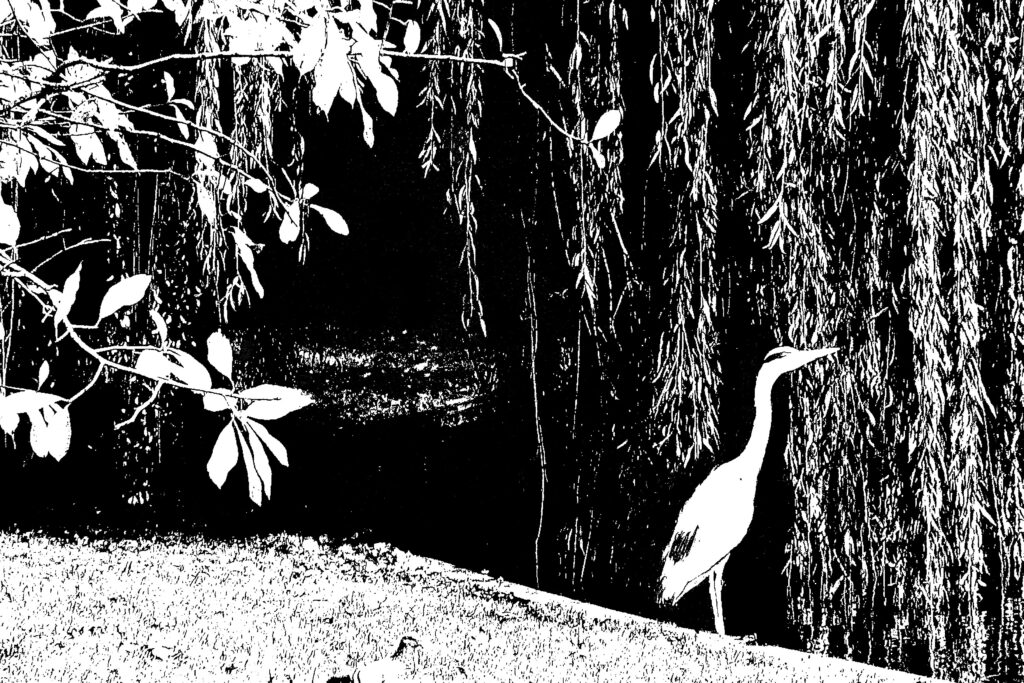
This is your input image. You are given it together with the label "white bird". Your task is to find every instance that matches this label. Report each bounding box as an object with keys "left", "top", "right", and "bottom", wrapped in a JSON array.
[
  {"left": 340, "top": 636, "right": 420, "bottom": 683},
  {"left": 658, "top": 345, "right": 839, "bottom": 635}
]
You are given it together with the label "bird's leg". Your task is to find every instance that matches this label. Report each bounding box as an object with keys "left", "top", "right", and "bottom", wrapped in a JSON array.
[{"left": 709, "top": 554, "right": 729, "bottom": 635}]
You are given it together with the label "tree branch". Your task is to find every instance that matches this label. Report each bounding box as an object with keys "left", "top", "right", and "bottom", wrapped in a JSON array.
[{"left": 0, "top": 251, "right": 262, "bottom": 404}]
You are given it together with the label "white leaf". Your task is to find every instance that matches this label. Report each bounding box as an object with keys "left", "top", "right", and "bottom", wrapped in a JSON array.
[
  {"left": 244, "top": 178, "right": 268, "bottom": 194},
  {"left": 164, "top": 349, "right": 212, "bottom": 390},
  {"left": 98, "top": 274, "right": 152, "bottom": 320},
  {"left": 236, "top": 423, "right": 262, "bottom": 504},
  {"left": 70, "top": 125, "right": 107, "bottom": 166},
  {"left": 486, "top": 18, "right": 503, "bottom": 51},
  {"left": 53, "top": 262, "right": 83, "bottom": 325},
  {"left": 373, "top": 72, "right": 399, "bottom": 116},
  {"left": 115, "top": 136, "right": 137, "bottom": 169},
  {"left": 206, "top": 422, "right": 240, "bottom": 488},
  {"left": 356, "top": 0, "right": 376, "bottom": 33},
  {"left": 202, "top": 392, "right": 236, "bottom": 413},
  {"left": 162, "top": 71, "right": 175, "bottom": 99},
  {"left": 27, "top": 409, "right": 48, "bottom": 457},
  {"left": 355, "top": 41, "right": 398, "bottom": 116},
  {"left": 0, "top": 198, "right": 21, "bottom": 245},
  {"left": 403, "top": 21, "right": 421, "bottom": 53},
  {"left": 130, "top": 0, "right": 159, "bottom": 10},
  {"left": 246, "top": 419, "right": 289, "bottom": 467},
  {"left": 758, "top": 194, "right": 782, "bottom": 225},
  {"left": 13, "top": 0, "right": 57, "bottom": 43},
  {"left": 590, "top": 109, "right": 623, "bottom": 142},
  {"left": 241, "top": 419, "right": 273, "bottom": 499},
  {"left": 0, "top": 390, "right": 62, "bottom": 415},
  {"left": 337, "top": 57, "right": 357, "bottom": 106},
  {"left": 279, "top": 201, "right": 302, "bottom": 243},
  {"left": 37, "top": 361, "right": 49, "bottom": 389},
  {"left": 171, "top": 105, "right": 190, "bottom": 140},
  {"left": 44, "top": 405, "right": 71, "bottom": 461},
  {"left": 309, "top": 204, "right": 349, "bottom": 236},
  {"left": 135, "top": 349, "right": 178, "bottom": 381},
  {"left": 589, "top": 144, "right": 606, "bottom": 169},
  {"left": 311, "top": 21, "right": 350, "bottom": 116},
  {"left": 234, "top": 228, "right": 264, "bottom": 298},
  {"left": 239, "top": 384, "right": 314, "bottom": 421},
  {"left": 360, "top": 104, "right": 375, "bottom": 148},
  {"left": 27, "top": 404, "right": 67, "bottom": 459},
  {"left": 206, "top": 331, "right": 233, "bottom": 380},
  {"left": 0, "top": 408, "right": 18, "bottom": 435},
  {"left": 293, "top": 14, "right": 328, "bottom": 76},
  {"left": 149, "top": 309, "right": 168, "bottom": 346},
  {"left": 160, "top": 0, "right": 188, "bottom": 24},
  {"left": 302, "top": 183, "right": 320, "bottom": 200}
]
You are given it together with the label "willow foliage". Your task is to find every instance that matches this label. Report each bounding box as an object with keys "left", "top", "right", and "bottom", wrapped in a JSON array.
[
  {"left": 30, "top": 0, "right": 1019, "bottom": 677},
  {"left": 651, "top": 0, "right": 720, "bottom": 467},
  {"left": 987, "top": 0, "right": 1024, "bottom": 593},
  {"left": 748, "top": 0, "right": 828, "bottom": 639},
  {"left": 192, "top": 16, "right": 229, "bottom": 307},
  {"left": 547, "top": 0, "right": 629, "bottom": 593},
  {"left": 901, "top": 1, "right": 990, "bottom": 672},
  {"left": 499, "top": 0, "right": 1024, "bottom": 677},
  {"left": 419, "top": 0, "right": 487, "bottom": 334}
]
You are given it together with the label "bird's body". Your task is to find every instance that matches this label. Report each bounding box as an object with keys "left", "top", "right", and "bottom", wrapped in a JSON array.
[{"left": 659, "top": 345, "right": 838, "bottom": 635}]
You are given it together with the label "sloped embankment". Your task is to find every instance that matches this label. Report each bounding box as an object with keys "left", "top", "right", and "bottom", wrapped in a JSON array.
[{"left": 0, "top": 531, "right": 935, "bottom": 682}]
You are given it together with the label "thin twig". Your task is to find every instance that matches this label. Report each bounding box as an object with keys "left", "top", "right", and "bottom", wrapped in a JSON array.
[
  {"left": 0, "top": 251, "right": 262, "bottom": 403},
  {"left": 509, "top": 71, "right": 589, "bottom": 144},
  {"left": 114, "top": 380, "right": 163, "bottom": 429},
  {"left": 8, "top": 227, "right": 74, "bottom": 248},
  {"left": 380, "top": 48, "right": 520, "bottom": 67},
  {"left": 55, "top": 51, "right": 291, "bottom": 77},
  {"left": 66, "top": 365, "right": 104, "bottom": 404},
  {"left": 30, "top": 238, "right": 111, "bottom": 273}
]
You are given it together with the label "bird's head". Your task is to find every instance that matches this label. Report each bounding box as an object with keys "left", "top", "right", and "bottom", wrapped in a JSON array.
[{"left": 759, "top": 345, "right": 840, "bottom": 379}]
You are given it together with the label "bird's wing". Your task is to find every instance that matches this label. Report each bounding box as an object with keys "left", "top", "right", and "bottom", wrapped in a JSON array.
[
  {"left": 665, "top": 522, "right": 698, "bottom": 564},
  {"left": 659, "top": 465, "right": 755, "bottom": 603}
]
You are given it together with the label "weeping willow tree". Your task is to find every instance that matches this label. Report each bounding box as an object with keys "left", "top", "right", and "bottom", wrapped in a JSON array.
[
  {"left": 3, "top": 0, "right": 1024, "bottom": 678},
  {"left": 415, "top": 0, "right": 1024, "bottom": 679},
  {"left": 81, "top": 0, "right": 1024, "bottom": 675}
]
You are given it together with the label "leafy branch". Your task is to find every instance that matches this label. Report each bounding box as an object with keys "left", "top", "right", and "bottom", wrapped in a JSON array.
[{"left": 0, "top": 249, "right": 311, "bottom": 505}]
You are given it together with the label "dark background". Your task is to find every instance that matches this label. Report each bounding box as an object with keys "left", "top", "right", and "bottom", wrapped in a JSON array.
[{"left": 0, "top": 7, "right": 804, "bottom": 649}]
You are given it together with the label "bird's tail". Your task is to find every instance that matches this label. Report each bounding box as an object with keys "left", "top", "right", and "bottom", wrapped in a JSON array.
[
  {"left": 658, "top": 559, "right": 698, "bottom": 606},
  {"left": 656, "top": 576, "right": 675, "bottom": 606}
]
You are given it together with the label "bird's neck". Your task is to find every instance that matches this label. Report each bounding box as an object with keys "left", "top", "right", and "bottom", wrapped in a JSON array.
[{"left": 736, "top": 372, "right": 777, "bottom": 478}]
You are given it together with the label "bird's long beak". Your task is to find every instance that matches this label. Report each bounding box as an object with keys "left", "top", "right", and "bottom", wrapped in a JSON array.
[{"left": 796, "top": 346, "right": 840, "bottom": 367}]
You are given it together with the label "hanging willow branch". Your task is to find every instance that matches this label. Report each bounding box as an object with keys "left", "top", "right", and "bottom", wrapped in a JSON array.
[
  {"left": 564, "top": 3, "right": 625, "bottom": 338},
  {"left": 419, "top": 0, "right": 486, "bottom": 334},
  {"left": 551, "top": 0, "right": 628, "bottom": 592},
  {"left": 223, "top": 54, "right": 281, "bottom": 315},
  {"left": 902, "top": 1, "right": 990, "bottom": 668},
  {"left": 983, "top": 0, "right": 1024, "bottom": 602},
  {"left": 191, "top": 16, "right": 229, "bottom": 311},
  {"left": 451, "top": 3, "right": 485, "bottom": 335},
  {"left": 749, "top": 0, "right": 841, "bottom": 644},
  {"left": 650, "top": 0, "right": 720, "bottom": 468}
]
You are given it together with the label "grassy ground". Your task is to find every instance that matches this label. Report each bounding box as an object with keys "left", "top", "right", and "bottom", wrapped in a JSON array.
[{"left": 0, "top": 531, "right": 934, "bottom": 683}]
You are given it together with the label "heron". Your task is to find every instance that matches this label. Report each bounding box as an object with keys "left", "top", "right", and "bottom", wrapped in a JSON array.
[{"left": 658, "top": 345, "right": 839, "bottom": 635}]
